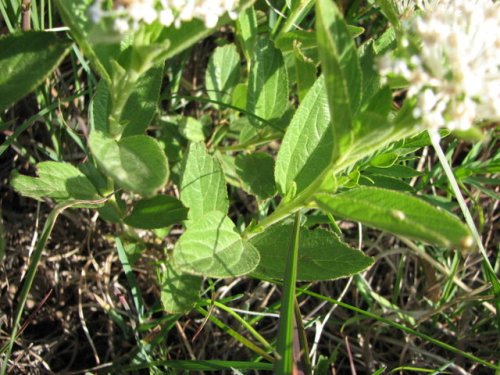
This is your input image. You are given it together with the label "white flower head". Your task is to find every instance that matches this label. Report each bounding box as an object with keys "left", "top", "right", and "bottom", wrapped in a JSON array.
[
  {"left": 381, "top": 0, "right": 500, "bottom": 132},
  {"left": 89, "top": 0, "right": 240, "bottom": 33}
]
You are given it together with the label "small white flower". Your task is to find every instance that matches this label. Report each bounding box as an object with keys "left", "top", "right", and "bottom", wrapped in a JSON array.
[{"left": 381, "top": 0, "right": 500, "bottom": 132}]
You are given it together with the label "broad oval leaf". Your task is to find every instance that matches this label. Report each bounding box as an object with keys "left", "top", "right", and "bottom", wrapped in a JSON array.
[
  {"left": 247, "top": 38, "right": 289, "bottom": 128},
  {"left": 180, "top": 143, "right": 228, "bottom": 218},
  {"left": 0, "top": 32, "right": 71, "bottom": 111},
  {"left": 275, "top": 76, "right": 332, "bottom": 195},
  {"left": 250, "top": 225, "right": 373, "bottom": 281},
  {"left": 315, "top": 187, "right": 472, "bottom": 249},
  {"left": 235, "top": 152, "right": 276, "bottom": 199},
  {"left": 124, "top": 195, "right": 188, "bottom": 229},
  {"left": 205, "top": 44, "right": 241, "bottom": 108},
  {"left": 89, "top": 131, "right": 169, "bottom": 197},
  {"left": 173, "top": 211, "right": 260, "bottom": 278},
  {"left": 11, "top": 161, "right": 99, "bottom": 201}
]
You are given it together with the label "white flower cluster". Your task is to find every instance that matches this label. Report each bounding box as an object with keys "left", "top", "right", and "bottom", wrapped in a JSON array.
[
  {"left": 394, "top": 0, "right": 438, "bottom": 18},
  {"left": 381, "top": 0, "right": 500, "bottom": 132},
  {"left": 89, "top": 0, "right": 239, "bottom": 33}
]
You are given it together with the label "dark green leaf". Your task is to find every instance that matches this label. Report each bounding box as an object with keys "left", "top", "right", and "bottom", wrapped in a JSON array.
[
  {"left": 315, "top": 187, "right": 472, "bottom": 249},
  {"left": 160, "top": 262, "right": 201, "bottom": 313},
  {"left": 251, "top": 225, "right": 373, "bottom": 281},
  {"left": 0, "top": 32, "right": 71, "bottom": 111},
  {"left": 124, "top": 195, "right": 188, "bottom": 229},
  {"left": 235, "top": 152, "right": 276, "bottom": 199}
]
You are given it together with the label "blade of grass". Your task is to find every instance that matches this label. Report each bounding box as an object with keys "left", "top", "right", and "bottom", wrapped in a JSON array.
[
  {"left": 195, "top": 306, "right": 275, "bottom": 362},
  {"left": 0, "top": 196, "right": 111, "bottom": 375},
  {"left": 119, "top": 359, "right": 274, "bottom": 372},
  {"left": 275, "top": 212, "right": 301, "bottom": 375},
  {"left": 297, "top": 287, "right": 500, "bottom": 370},
  {"left": 115, "top": 237, "right": 145, "bottom": 322},
  {"left": 429, "top": 130, "right": 500, "bottom": 326}
]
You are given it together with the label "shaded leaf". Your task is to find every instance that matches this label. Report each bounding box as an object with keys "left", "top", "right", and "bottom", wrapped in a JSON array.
[
  {"left": 235, "top": 152, "right": 276, "bottom": 199},
  {"left": 160, "top": 262, "right": 201, "bottom": 313},
  {"left": 0, "top": 32, "right": 71, "bottom": 111},
  {"left": 251, "top": 225, "right": 373, "bottom": 281},
  {"left": 124, "top": 196, "right": 188, "bottom": 229}
]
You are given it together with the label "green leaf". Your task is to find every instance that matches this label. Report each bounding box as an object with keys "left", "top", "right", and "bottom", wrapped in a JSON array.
[
  {"left": 293, "top": 42, "right": 317, "bottom": 101},
  {"left": 90, "top": 81, "right": 112, "bottom": 133},
  {"left": 180, "top": 143, "right": 228, "bottom": 219},
  {"left": 160, "top": 262, "right": 201, "bottom": 313},
  {"left": 275, "top": 76, "right": 332, "bottom": 195},
  {"left": 179, "top": 117, "right": 208, "bottom": 142},
  {"left": 121, "top": 65, "right": 163, "bottom": 136},
  {"left": 205, "top": 44, "right": 241, "bottom": 108},
  {"left": 247, "top": 38, "right": 289, "bottom": 128},
  {"left": 316, "top": 0, "right": 362, "bottom": 155},
  {"left": 124, "top": 196, "right": 188, "bottom": 229},
  {"left": 173, "top": 211, "right": 260, "bottom": 278},
  {"left": 235, "top": 152, "right": 276, "bottom": 199},
  {"left": 89, "top": 131, "right": 169, "bottom": 197},
  {"left": 0, "top": 32, "right": 71, "bottom": 111},
  {"left": 315, "top": 187, "right": 472, "bottom": 249},
  {"left": 251, "top": 225, "right": 373, "bottom": 281},
  {"left": 11, "top": 161, "right": 99, "bottom": 202},
  {"left": 236, "top": 6, "right": 258, "bottom": 64}
]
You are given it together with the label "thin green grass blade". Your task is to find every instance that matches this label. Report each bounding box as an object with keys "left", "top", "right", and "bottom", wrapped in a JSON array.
[
  {"left": 115, "top": 237, "right": 145, "bottom": 321},
  {"left": 196, "top": 306, "right": 275, "bottom": 362},
  {"left": 275, "top": 212, "right": 301, "bottom": 375},
  {"left": 298, "top": 287, "right": 500, "bottom": 371},
  {"left": 120, "top": 360, "right": 274, "bottom": 372}
]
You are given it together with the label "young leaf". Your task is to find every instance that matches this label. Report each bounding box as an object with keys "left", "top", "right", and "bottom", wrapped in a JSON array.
[
  {"left": 235, "top": 152, "right": 276, "bottom": 199},
  {"left": 11, "top": 161, "right": 99, "bottom": 202},
  {"left": 0, "top": 32, "right": 71, "bottom": 111},
  {"left": 180, "top": 143, "right": 228, "bottom": 218},
  {"left": 236, "top": 6, "right": 258, "bottom": 64},
  {"left": 251, "top": 225, "right": 373, "bottom": 281},
  {"left": 293, "top": 42, "right": 317, "bottom": 101},
  {"left": 89, "top": 131, "right": 169, "bottom": 197},
  {"left": 124, "top": 196, "right": 188, "bottom": 229},
  {"left": 205, "top": 44, "right": 241, "bottom": 108},
  {"left": 275, "top": 76, "right": 332, "bottom": 195},
  {"left": 247, "top": 38, "right": 289, "bottom": 128},
  {"left": 173, "top": 211, "right": 260, "bottom": 278},
  {"left": 315, "top": 187, "right": 472, "bottom": 249},
  {"left": 160, "top": 262, "right": 201, "bottom": 314},
  {"left": 316, "top": 0, "right": 362, "bottom": 154}
]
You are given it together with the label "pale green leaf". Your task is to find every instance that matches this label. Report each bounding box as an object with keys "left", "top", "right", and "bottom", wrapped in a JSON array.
[
  {"left": 293, "top": 42, "right": 317, "bottom": 101},
  {"left": 236, "top": 6, "right": 258, "bottom": 63},
  {"left": 0, "top": 32, "right": 71, "bottom": 111},
  {"left": 235, "top": 152, "right": 276, "bottom": 199},
  {"left": 179, "top": 117, "right": 208, "bottom": 142},
  {"left": 275, "top": 76, "right": 332, "bottom": 195},
  {"left": 315, "top": 187, "right": 472, "bottom": 249},
  {"left": 247, "top": 38, "right": 289, "bottom": 128},
  {"left": 124, "top": 195, "right": 188, "bottom": 229},
  {"left": 160, "top": 262, "right": 201, "bottom": 313},
  {"left": 251, "top": 225, "right": 373, "bottom": 281},
  {"left": 10, "top": 161, "right": 99, "bottom": 201},
  {"left": 173, "top": 211, "right": 260, "bottom": 278},
  {"left": 89, "top": 131, "right": 169, "bottom": 197},
  {"left": 180, "top": 143, "right": 228, "bottom": 218},
  {"left": 205, "top": 44, "right": 241, "bottom": 108}
]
